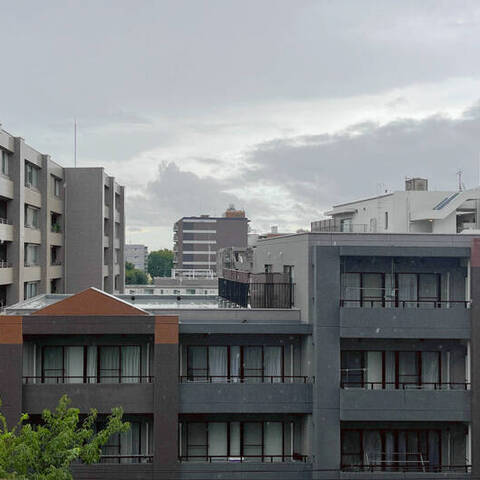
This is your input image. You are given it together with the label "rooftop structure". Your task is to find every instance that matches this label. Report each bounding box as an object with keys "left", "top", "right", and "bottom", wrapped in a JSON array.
[{"left": 312, "top": 177, "right": 480, "bottom": 234}]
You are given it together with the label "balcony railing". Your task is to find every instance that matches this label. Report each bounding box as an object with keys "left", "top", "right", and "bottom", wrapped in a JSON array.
[
  {"left": 342, "top": 458, "right": 470, "bottom": 473},
  {"left": 340, "top": 381, "right": 470, "bottom": 390},
  {"left": 51, "top": 260, "right": 62, "bottom": 266},
  {"left": 23, "top": 375, "right": 154, "bottom": 384},
  {"left": 180, "top": 375, "right": 313, "bottom": 384},
  {"left": 0, "top": 261, "right": 10, "bottom": 268},
  {"left": 312, "top": 220, "right": 368, "bottom": 233},
  {"left": 219, "top": 278, "right": 295, "bottom": 308},
  {"left": 340, "top": 299, "right": 470, "bottom": 308},
  {"left": 0, "top": 218, "right": 9, "bottom": 225},
  {"left": 179, "top": 455, "right": 309, "bottom": 463},
  {"left": 99, "top": 455, "right": 153, "bottom": 464}
]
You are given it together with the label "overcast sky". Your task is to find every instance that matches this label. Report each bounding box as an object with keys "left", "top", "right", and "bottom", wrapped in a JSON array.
[{"left": 1, "top": 0, "right": 480, "bottom": 249}]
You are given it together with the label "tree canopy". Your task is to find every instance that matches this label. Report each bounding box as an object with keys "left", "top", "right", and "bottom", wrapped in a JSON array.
[
  {"left": 0, "top": 395, "right": 129, "bottom": 480},
  {"left": 125, "top": 262, "right": 149, "bottom": 285},
  {"left": 147, "top": 249, "right": 173, "bottom": 278}
]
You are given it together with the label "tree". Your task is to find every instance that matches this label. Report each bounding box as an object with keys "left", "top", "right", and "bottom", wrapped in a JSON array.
[
  {"left": 125, "top": 262, "right": 148, "bottom": 285},
  {"left": 0, "top": 395, "right": 129, "bottom": 480},
  {"left": 148, "top": 249, "right": 173, "bottom": 278}
]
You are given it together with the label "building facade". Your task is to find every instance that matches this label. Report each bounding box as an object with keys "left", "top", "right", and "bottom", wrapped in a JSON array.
[
  {"left": 312, "top": 177, "right": 480, "bottom": 234},
  {"left": 126, "top": 244, "right": 148, "bottom": 272},
  {"left": 173, "top": 212, "right": 248, "bottom": 275},
  {"left": 0, "top": 126, "right": 125, "bottom": 306},
  {"left": 1, "top": 232, "right": 478, "bottom": 479}
]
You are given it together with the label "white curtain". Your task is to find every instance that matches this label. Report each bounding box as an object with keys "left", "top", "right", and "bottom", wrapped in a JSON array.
[
  {"left": 65, "top": 346, "right": 84, "bottom": 383},
  {"left": 244, "top": 347, "right": 262, "bottom": 383},
  {"left": 264, "top": 422, "right": 283, "bottom": 462},
  {"left": 366, "top": 352, "right": 382, "bottom": 390},
  {"left": 363, "top": 274, "right": 383, "bottom": 308},
  {"left": 385, "top": 351, "right": 396, "bottom": 390},
  {"left": 385, "top": 273, "right": 396, "bottom": 308},
  {"left": 208, "top": 423, "right": 227, "bottom": 460},
  {"left": 229, "top": 422, "right": 241, "bottom": 457},
  {"left": 363, "top": 430, "right": 382, "bottom": 469},
  {"left": 399, "top": 352, "right": 419, "bottom": 387},
  {"left": 342, "top": 273, "right": 360, "bottom": 307},
  {"left": 385, "top": 432, "right": 395, "bottom": 470},
  {"left": 208, "top": 347, "right": 227, "bottom": 382},
  {"left": 188, "top": 347, "right": 207, "bottom": 380},
  {"left": 99, "top": 347, "right": 119, "bottom": 383},
  {"left": 422, "top": 352, "right": 439, "bottom": 390},
  {"left": 120, "top": 422, "right": 140, "bottom": 463},
  {"left": 243, "top": 423, "right": 262, "bottom": 460},
  {"left": 419, "top": 274, "right": 438, "bottom": 308},
  {"left": 398, "top": 274, "right": 417, "bottom": 308},
  {"left": 230, "top": 346, "right": 240, "bottom": 382},
  {"left": 264, "top": 347, "right": 282, "bottom": 383},
  {"left": 122, "top": 346, "right": 141, "bottom": 383},
  {"left": 87, "top": 346, "right": 97, "bottom": 383},
  {"left": 441, "top": 273, "right": 450, "bottom": 308}
]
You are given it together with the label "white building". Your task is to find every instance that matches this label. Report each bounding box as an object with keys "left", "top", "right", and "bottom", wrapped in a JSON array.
[
  {"left": 125, "top": 244, "right": 148, "bottom": 272},
  {"left": 312, "top": 178, "right": 480, "bottom": 234}
]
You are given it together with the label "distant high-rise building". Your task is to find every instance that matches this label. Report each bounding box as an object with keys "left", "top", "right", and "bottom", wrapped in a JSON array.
[
  {"left": 125, "top": 244, "right": 148, "bottom": 272},
  {"left": 0, "top": 124, "right": 125, "bottom": 306},
  {"left": 173, "top": 208, "right": 248, "bottom": 276}
]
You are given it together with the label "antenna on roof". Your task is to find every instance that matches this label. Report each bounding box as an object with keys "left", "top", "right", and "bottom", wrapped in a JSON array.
[
  {"left": 74, "top": 118, "right": 77, "bottom": 168},
  {"left": 457, "top": 169, "right": 465, "bottom": 191}
]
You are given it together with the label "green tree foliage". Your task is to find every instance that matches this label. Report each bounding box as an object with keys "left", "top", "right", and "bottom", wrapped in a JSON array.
[
  {"left": 148, "top": 249, "right": 173, "bottom": 278},
  {"left": 125, "top": 262, "right": 148, "bottom": 285},
  {"left": 0, "top": 395, "right": 129, "bottom": 480}
]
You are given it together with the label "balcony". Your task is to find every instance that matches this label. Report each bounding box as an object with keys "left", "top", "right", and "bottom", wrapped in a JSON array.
[
  {"left": 0, "top": 219, "right": 13, "bottom": 242},
  {"left": 0, "top": 263, "right": 13, "bottom": 285}
]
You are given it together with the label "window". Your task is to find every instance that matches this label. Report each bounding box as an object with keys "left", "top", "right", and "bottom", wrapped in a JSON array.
[
  {"left": 186, "top": 289, "right": 195, "bottom": 295},
  {"left": 181, "top": 421, "right": 291, "bottom": 462},
  {"left": 24, "top": 281, "right": 39, "bottom": 299},
  {"left": 384, "top": 211, "right": 389, "bottom": 230},
  {"left": 52, "top": 175, "right": 62, "bottom": 197},
  {"left": 24, "top": 205, "right": 39, "bottom": 229},
  {"left": 340, "top": 218, "right": 353, "bottom": 232},
  {"left": 341, "top": 429, "right": 441, "bottom": 472},
  {"left": 264, "top": 264, "right": 273, "bottom": 273},
  {"left": 283, "top": 265, "right": 294, "bottom": 283},
  {"left": 51, "top": 246, "right": 61, "bottom": 265},
  {"left": 186, "top": 345, "right": 284, "bottom": 383},
  {"left": 51, "top": 212, "right": 61, "bottom": 233},
  {"left": 25, "top": 161, "right": 40, "bottom": 188},
  {"left": 36, "top": 344, "right": 146, "bottom": 384},
  {"left": 341, "top": 350, "right": 442, "bottom": 389},
  {"left": 1, "top": 150, "right": 9, "bottom": 176},
  {"left": 24, "top": 244, "right": 40, "bottom": 266},
  {"left": 100, "top": 421, "right": 149, "bottom": 463}
]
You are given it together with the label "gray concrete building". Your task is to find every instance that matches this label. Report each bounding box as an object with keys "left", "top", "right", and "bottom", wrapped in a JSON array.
[
  {"left": 173, "top": 210, "right": 248, "bottom": 276},
  {"left": 125, "top": 243, "right": 148, "bottom": 272},
  {"left": 0, "top": 125, "right": 125, "bottom": 306}
]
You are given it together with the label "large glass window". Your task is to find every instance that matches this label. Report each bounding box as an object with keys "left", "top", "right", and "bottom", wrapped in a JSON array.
[
  {"left": 1, "top": 150, "right": 9, "bottom": 177},
  {"left": 38, "top": 345, "right": 145, "bottom": 384},
  {"left": 186, "top": 345, "right": 284, "bottom": 383},
  {"left": 25, "top": 161, "right": 40, "bottom": 188},
  {"left": 24, "top": 243, "right": 40, "bottom": 266},
  {"left": 24, "top": 205, "right": 39, "bottom": 229},
  {"left": 181, "top": 421, "right": 290, "bottom": 462},
  {"left": 341, "top": 351, "right": 442, "bottom": 389},
  {"left": 341, "top": 429, "right": 441, "bottom": 472}
]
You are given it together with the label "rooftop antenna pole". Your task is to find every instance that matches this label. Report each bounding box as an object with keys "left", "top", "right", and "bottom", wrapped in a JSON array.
[
  {"left": 457, "top": 169, "right": 463, "bottom": 191},
  {"left": 74, "top": 118, "right": 77, "bottom": 168}
]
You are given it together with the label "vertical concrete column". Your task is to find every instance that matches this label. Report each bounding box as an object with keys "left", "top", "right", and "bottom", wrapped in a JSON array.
[
  {"left": 39, "top": 155, "right": 49, "bottom": 293},
  {"left": 8, "top": 138, "right": 26, "bottom": 304},
  {"left": 0, "top": 315, "right": 22, "bottom": 428},
  {"left": 153, "top": 315, "right": 179, "bottom": 479},
  {"left": 470, "top": 238, "right": 480, "bottom": 475},
  {"left": 106, "top": 176, "right": 115, "bottom": 293},
  {"left": 118, "top": 185, "right": 125, "bottom": 293},
  {"left": 313, "top": 246, "right": 341, "bottom": 479}
]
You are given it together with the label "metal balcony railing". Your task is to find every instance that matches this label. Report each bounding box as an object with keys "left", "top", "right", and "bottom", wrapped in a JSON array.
[
  {"left": 179, "top": 375, "right": 313, "bottom": 384},
  {"left": 99, "top": 454, "right": 153, "bottom": 464},
  {"left": 0, "top": 261, "right": 10, "bottom": 268},
  {"left": 340, "top": 298, "right": 470, "bottom": 308},
  {"left": 23, "top": 375, "right": 154, "bottom": 384},
  {"left": 51, "top": 260, "right": 62, "bottom": 266},
  {"left": 340, "top": 380, "right": 471, "bottom": 390},
  {"left": 179, "top": 454, "right": 309, "bottom": 463},
  {"left": 0, "top": 217, "right": 9, "bottom": 225},
  {"left": 219, "top": 278, "right": 295, "bottom": 308}
]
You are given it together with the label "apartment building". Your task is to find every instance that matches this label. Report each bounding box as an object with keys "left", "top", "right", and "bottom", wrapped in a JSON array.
[
  {"left": 173, "top": 209, "right": 248, "bottom": 275},
  {"left": 312, "top": 177, "right": 480, "bottom": 234},
  {"left": 0, "top": 126, "right": 125, "bottom": 306},
  {"left": 2, "top": 232, "right": 477, "bottom": 479},
  {"left": 125, "top": 244, "right": 148, "bottom": 272}
]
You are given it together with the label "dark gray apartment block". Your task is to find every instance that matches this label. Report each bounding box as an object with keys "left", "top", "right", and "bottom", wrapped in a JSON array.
[
  {"left": 0, "top": 125, "right": 125, "bottom": 306},
  {"left": 173, "top": 212, "right": 248, "bottom": 275}
]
